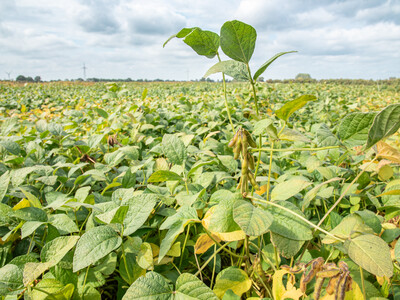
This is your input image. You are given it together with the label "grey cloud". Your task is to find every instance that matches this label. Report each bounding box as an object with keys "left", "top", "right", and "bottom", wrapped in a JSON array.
[
  {"left": 76, "top": 0, "right": 121, "bottom": 34},
  {"left": 124, "top": 3, "right": 186, "bottom": 36}
]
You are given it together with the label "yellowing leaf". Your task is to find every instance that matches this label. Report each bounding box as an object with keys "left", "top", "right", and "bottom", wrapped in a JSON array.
[
  {"left": 256, "top": 184, "right": 268, "bottom": 196},
  {"left": 202, "top": 205, "right": 246, "bottom": 242},
  {"left": 377, "top": 141, "right": 400, "bottom": 163},
  {"left": 204, "top": 131, "right": 220, "bottom": 143},
  {"left": 13, "top": 199, "right": 30, "bottom": 210},
  {"left": 195, "top": 233, "right": 220, "bottom": 254},
  {"left": 378, "top": 165, "right": 393, "bottom": 181},
  {"left": 213, "top": 267, "right": 251, "bottom": 298},
  {"left": 272, "top": 270, "right": 292, "bottom": 300}
]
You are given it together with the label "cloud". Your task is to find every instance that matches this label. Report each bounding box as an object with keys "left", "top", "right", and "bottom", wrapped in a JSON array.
[
  {"left": 0, "top": 0, "right": 399, "bottom": 80},
  {"left": 75, "top": 0, "right": 121, "bottom": 34}
]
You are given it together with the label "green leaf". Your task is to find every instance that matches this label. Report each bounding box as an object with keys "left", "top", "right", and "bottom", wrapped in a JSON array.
[
  {"left": 159, "top": 206, "right": 198, "bottom": 262},
  {"left": 14, "top": 207, "right": 47, "bottom": 222},
  {"left": 20, "top": 187, "right": 42, "bottom": 208},
  {"left": 94, "top": 107, "right": 108, "bottom": 119},
  {"left": 275, "top": 95, "right": 317, "bottom": 122},
  {"left": 203, "top": 198, "right": 245, "bottom": 242},
  {"left": 123, "top": 271, "right": 172, "bottom": 299},
  {"left": 271, "top": 233, "right": 305, "bottom": 258},
  {"left": 147, "top": 170, "right": 183, "bottom": 183},
  {"left": 253, "top": 51, "right": 297, "bottom": 81},
  {"left": 213, "top": 267, "right": 252, "bottom": 298},
  {"left": 176, "top": 273, "right": 218, "bottom": 300},
  {"left": 233, "top": 200, "right": 273, "bottom": 236},
  {"left": 347, "top": 234, "right": 393, "bottom": 277},
  {"left": 0, "top": 171, "right": 10, "bottom": 202},
  {"left": 316, "top": 124, "right": 340, "bottom": 146},
  {"left": 29, "top": 279, "right": 74, "bottom": 300},
  {"left": 73, "top": 225, "right": 122, "bottom": 272},
  {"left": 0, "top": 140, "right": 21, "bottom": 155},
  {"left": 395, "top": 237, "right": 400, "bottom": 263},
  {"left": 162, "top": 134, "right": 186, "bottom": 165},
  {"left": 49, "top": 214, "right": 79, "bottom": 235},
  {"left": 354, "top": 210, "right": 382, "bottom": 234},
  {"left": 21, "top": 221, "right": 45, "bottom": 239},
  {"left": 183, "top": 28, "right": 220, "bottom": 58},
  {"left": 367, "top": 104, "right": 400, "bottom": 148},
  {"left": 337, "top": 112, "right": 376, "bottom": 147},
  {"left": 122, "top": 194, "right": 157, "bottom": 236},
  {"left": 203, "top": 60, "right": 249, "bottom": 81},
  {"left": 163, "top": 27, "right": 196, "bottom": 47},
  {"left": 271, "top": 177, "right": 311, "bottom": 201},
  {"left": 252, "top": 118, "right": 274, "bottom": 136},
  {"left": 266, "top": 201, "right": 313, "bottom": 240},
  {"left": 41, "top": 236, "right": 80, "bottom": 267},
  {"left": 0, "top": 264, "right": 23, "bottom": 296},
  {"left": 220, "top": 20, "right": 256, "bottom": 63},
  {"left": 23, "top": 262, "right": 52, "bottom": 286},
  {"left": 322, "top": 214, "right": 373, "bottom": 244},
  {"left": 119, "top": 253, "right": 145, "bottom": 285},
  {"left": 137, "top": 242, "right": 154, "bottom": 270}
]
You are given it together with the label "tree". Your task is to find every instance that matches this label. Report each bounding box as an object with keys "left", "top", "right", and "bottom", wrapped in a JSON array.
[
  {"left": 34, "top": 76, "right": 41, "bottom": 82},
  {"left": 295, "top": 73, "right": 312, "bottom": 80},
  {"left": 16, "top": 75, "right": 26, "bottom": 82}
]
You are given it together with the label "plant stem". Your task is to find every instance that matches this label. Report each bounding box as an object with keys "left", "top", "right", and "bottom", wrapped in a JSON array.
[
  {"left": 217, "top": 53, "right": 235, "bottom": 133},
  {"left": 248, "top": 196, "right": 345, "bottom": 242},
  {"left": 194, "top": 253, "right": 203, "bottom": 281},
  {"left": 195, "top": 242, "right": 231, "bottom": 276},
  {"left": 360, "top": 265, "right": 367, "bottom": 300},
  {"left": 246, "top": 63, "right": 259, "bottom": 116},
  {"left": 179, "top": 223, "right": 191, "bottom": 268},
  {"left": 266, "top": 141, "right": 274, "bottom": 201},
  {"left": 251, "top": 145, "right": 340, "bottom": 152},
  {"left": 251, "top": 135, "right": 263, "bottom": 197},
  {"left": 210, "top": 244, "right": 217, "bottom": 289}
]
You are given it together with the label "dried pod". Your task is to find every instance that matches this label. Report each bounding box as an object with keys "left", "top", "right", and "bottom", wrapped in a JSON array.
[
  {"left": 335, "top": 271, "right": 350, "bottom": 300},
  {"left": 300, "top": 257, "right": 324, "bottom": 293},
  {"left": 326, "top": 275, "right": 341, "bottom": 295},
  {"left": 313, "top": 277, "right": 325, "bottom": 300}
]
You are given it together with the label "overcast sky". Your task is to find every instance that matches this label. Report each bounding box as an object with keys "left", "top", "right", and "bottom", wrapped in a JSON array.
[{"left": 1, "top": 0, "right": 399, "bottom": 81}]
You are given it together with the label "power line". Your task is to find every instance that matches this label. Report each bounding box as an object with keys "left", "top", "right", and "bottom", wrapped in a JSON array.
[{"left": 82, "top": 63, "right": 87, "bottom": 80}]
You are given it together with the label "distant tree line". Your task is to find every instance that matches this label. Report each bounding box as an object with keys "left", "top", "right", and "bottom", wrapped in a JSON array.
[
  {"left": 10, "top": 74, "right": 398, "bottom": 86},
  {"left": 16, "top": 75, "right": 41, "bottom": 82}
]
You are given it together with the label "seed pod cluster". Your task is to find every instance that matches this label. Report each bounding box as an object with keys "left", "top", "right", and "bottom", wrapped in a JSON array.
[{"left": 228, "top": 128, "right": 259, "bottom": 196}]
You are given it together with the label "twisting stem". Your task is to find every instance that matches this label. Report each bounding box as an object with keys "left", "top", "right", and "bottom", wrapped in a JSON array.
[{"left": 217, "top": 53, "right": 235, "bottom": 133}]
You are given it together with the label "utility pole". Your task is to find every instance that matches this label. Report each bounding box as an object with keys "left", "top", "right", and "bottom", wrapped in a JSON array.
[
  {"left": 5, "top": 72, "right": 11, "bottom": 81},
  {"left": 82, "top": 63, "right": 87, "bottom": 80}
]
